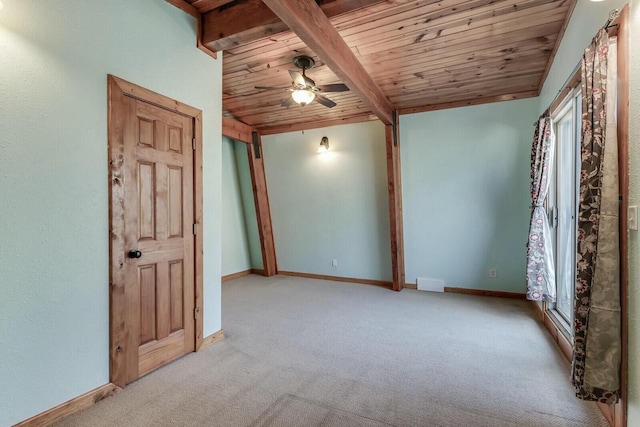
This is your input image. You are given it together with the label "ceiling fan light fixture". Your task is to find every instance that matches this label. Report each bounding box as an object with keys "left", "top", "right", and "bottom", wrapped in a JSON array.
[{"left": 292, "top": 89, "right": 316, "bottom": 106}]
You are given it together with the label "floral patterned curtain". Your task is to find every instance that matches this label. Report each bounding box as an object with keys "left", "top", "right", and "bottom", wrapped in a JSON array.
[
  {"left": 571, "top": 29, "right": 621, "bottom": 404},
  {"left": 526, "top": 116, "right": 556, "bottom": 301}
]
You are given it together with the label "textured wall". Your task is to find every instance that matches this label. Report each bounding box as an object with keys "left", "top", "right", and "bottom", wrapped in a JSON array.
[
  {"left": 538, "top": 0, "right": 628, "bottom": 112},
  {"left": 0, "top": 1, "right": 222, "bottom": 425},
  {"left": 222, "top": 137, "right": 253, "bottom": 275},
  {"left": 400, "top": 98, "right": 539, "bottom": 292},
  {"left": 262, "top": 121, "right": 392, "bottom": 281},
  {"left": 234, "top": 140, "right": 263, "bottom": 270}
]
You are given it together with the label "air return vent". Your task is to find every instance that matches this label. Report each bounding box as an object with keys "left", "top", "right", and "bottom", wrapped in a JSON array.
[{"left": 416, "top": 278, "right": 445, "bottom": 292}]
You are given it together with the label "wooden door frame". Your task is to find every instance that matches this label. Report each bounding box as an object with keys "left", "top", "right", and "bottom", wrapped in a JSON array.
[{"left": 107, "top": 75, "right": 204, "bottom": 388}]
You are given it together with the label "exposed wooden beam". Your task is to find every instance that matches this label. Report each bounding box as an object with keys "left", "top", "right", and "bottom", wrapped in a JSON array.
[
  {"left": 164, "top": 0, "right": 219, "bottom": 59},
  {"left": 262, "top": 0, "right": 394, "bottom": 125},
  {"left": 197, "top": 18, "right": 218, "bottom": 60},
  {"left": 165, "top": 0, "right": 199, "bottom": 18},
  {"left": 191, "top": 0, "right": 235, "bottom": 13},
  {"left": 222, "top": 116, "right": 254, "bottom": 143},
  {"left": 247, "top": 132, "right": 278, "bottom": 277},
  {"left": 258, "top": 113, "right": 377, "bottom": 135},
  {"left": 221, "top": 118, "right": 277, "bottom": 277},
  {"left": 202, "top": 0, "right": 383, "bottom": 52},
  {"left": 385, "top": 114, "right": 405, "bottom": 291},
  {"left": 202, "top": 0, "right": 281, "bottom": 52}
]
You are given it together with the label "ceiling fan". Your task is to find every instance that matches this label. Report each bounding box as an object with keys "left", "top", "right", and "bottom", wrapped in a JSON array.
[{"left": 255, "top": 55, "right": 350, "bottom": 108}]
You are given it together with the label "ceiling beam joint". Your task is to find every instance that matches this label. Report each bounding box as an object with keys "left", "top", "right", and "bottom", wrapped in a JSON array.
[
  {"left": 261, "top": 0, "right": 394, "bottom": 125},
  {"left": 251, "top": 131, "right": 261, "bottom": 159}
]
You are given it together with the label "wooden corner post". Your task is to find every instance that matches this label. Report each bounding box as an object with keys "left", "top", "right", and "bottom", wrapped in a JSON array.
[
  {"left": 386, "top": 112, "right": 405, "bottom": 291},
  {"left": 615, "top": 5, "right": 629, "bottom": 427},
  {"left": 247, "top": 131, "right": 278, "bottom": 276}
]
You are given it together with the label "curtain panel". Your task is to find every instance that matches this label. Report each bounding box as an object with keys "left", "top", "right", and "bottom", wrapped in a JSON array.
[
  {"left": 571, "top": 29, "right": 621, "bottom": 404},
  {"left": 526, "top": 116, "right": 556, "bottom": 301}
]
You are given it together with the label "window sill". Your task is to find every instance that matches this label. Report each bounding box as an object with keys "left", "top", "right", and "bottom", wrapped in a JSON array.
[
  {"left": 547, "top": 309, "right": 572, "bottom": 340},
  {"left": 530, "top": 301, "right": 573, "bottom": 362}
]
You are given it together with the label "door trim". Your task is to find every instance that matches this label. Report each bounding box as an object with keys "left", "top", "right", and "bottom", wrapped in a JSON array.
[{"left": 107, "top": 75, "right": 204, "bottom": 388}]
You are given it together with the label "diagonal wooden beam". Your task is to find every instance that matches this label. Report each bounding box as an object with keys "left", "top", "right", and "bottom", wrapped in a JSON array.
[
  {"left": 261, "top": 0, "right": 394, "bottom": 125},
  {"left": 221, "top": 117, "right": 278, "bottom": 277},
  {"left": 201, "top": 0, "right": 384, "bottom": 52},
  {"left": 247, "top": 132, "right": 278, "bottom": 276}
]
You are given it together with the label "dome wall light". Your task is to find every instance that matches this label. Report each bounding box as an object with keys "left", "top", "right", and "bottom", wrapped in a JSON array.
[{"left": 317, "top": 136, "right": 329, "bottom": 153}]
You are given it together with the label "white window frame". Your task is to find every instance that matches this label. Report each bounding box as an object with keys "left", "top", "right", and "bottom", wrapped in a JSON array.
[{"left": 547, "top": 86, "right": 581, "bottom": 334}]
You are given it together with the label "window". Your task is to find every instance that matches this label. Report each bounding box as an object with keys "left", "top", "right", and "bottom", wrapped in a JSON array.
[{"left": 548, "top": 87, "right": 581, "bottom": 331}]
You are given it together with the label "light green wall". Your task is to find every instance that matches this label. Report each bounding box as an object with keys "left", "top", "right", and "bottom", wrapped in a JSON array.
[
  {"left": 0, "top": 1, "right": 222, "bottom": 425},
  {"left": 401, "top": 99, "right": 539, "bottom": 292},
  {"left": 234, "top": 139, "right": 264, "bottom": 270},
  {"left": 538, "top": 0, "right": 628, "bottom": 112},
  {"left": 222, "top": 137, "right": 252, "bottom": 275},
  {"left": 627, "top": 1, "right": 639, "bottom": 424},
  {"left": 262, "top": 121, "right": 391, "bottom": 281}
]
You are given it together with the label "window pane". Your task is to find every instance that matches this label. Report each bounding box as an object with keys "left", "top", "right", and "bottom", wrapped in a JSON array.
[{"left": 555, "top": 107, "right": 576, "bottom": 324}]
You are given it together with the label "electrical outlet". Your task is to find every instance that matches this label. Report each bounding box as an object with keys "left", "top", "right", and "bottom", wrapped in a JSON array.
[
  {"left": 332, "top": 259, "right": 338, "bottom": 267},
  {"left": 489, "top": 269, "right": 497, "bottom": 278}
]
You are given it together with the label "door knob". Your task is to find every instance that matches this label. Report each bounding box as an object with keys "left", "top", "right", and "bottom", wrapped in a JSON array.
[{"left": 128, "top": 249, "right": 142, "bottom": 259}]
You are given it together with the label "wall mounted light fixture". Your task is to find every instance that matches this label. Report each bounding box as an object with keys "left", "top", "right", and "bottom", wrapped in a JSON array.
[{"left": 317, "top": 136, "right": 329, "bottom": 153}]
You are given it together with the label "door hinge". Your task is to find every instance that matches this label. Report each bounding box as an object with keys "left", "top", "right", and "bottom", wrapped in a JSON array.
[
  {"left": 193, "top": 307, "right": 200, "bottom": 320},
  {"left": 192, "top": 223, "right": 198, "bottom": 235},
  {"left": 192, "top": 138, "right": 196, "bottom": 151}
]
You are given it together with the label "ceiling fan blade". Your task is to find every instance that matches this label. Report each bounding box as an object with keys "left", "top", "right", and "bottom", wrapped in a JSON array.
[
  {"left": 315, "top": 94, "right": 337, "bottom": 108},
  {"left": 289, "top": 70, "right": 315, "bottom": 88},
  {"left": 316, "top": 84, "right": 350, "bottom": 92},
  {"left": 255, "top": 86, "right": 291, "bottom": 91},
  {"left": 281, "top": 97, "right": 295, "bottom": 108},
  {"left": 289, "top": 70, "right": 307, "bottom": 87},
  {"left": 304, "top": 75, "right": 316, "bottom": 87}
]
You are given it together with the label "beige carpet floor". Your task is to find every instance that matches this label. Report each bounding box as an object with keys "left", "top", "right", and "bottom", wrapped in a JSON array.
[{"left": 57, "top": 275, "right": 608, "bottom": 426}]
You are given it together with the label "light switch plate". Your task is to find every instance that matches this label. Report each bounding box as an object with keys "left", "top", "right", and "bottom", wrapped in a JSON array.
[{"left": 629, "top": 206, "right": 638, "bottom": 231}]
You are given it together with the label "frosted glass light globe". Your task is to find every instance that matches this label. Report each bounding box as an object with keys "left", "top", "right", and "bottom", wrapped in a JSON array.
[{"left": 292, "top": 89, "right": 315, "bottom": 105}]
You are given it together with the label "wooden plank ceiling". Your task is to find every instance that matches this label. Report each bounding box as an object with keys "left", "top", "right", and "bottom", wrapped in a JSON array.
[{"left": 185, "top": 0, "right": 573, "bottom": 133}]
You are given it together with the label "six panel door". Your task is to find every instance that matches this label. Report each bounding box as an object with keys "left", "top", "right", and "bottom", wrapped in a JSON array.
[{"left": 125, "top": 99, "right": 195, "bottom": 383}]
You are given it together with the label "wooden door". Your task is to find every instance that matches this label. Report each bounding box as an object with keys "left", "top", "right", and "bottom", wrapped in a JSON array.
[
  {"left": 109, "top": 76, "right": 201, "bottom": 387},
  {"left": 130, "top": 99, "right": 195, "bottom": 380}
]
